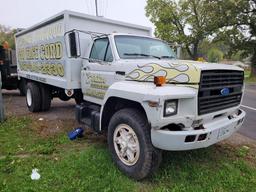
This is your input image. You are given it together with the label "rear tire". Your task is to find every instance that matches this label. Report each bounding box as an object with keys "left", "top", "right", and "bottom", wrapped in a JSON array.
[
  {"left": 74, "top": 90, "right": 83, "bottom": 104},
  {"left": 40, "top": 84, "right": 51, "bottom": 111},
  {"left": 59, "top": 92, "right": 70, "bottom": 101},
  {"left": 18, "top": 79, "right": 26, "bottom": 96},
  {"left": 108, "top": 108, "right": 162, "bottom": 180},
  {"left": 26, "top": 82, "right": 41, "bottom": 112}
]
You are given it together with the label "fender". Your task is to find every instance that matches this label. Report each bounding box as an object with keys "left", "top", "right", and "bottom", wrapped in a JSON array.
[{"left": 100, "top": 80, "right": 198, "bottom": 130}]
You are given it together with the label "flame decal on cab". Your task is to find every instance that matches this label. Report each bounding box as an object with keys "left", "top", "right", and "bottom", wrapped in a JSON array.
[{"left": 126, "top": 62, "right": 201, "bottom": 83}]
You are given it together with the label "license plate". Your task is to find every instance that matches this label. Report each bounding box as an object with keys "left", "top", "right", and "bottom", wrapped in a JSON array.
[{"left": 218, "top": 127, "right": 231, "bottom": 139}]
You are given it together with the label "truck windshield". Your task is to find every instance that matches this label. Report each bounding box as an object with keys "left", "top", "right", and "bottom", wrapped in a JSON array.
[{"left": 114, "top": 35, "right": 176, "bottom": 59}]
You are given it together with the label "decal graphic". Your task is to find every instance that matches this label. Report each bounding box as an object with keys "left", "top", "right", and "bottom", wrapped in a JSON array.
[
  {"left": 85, "top": 88, "right": 106, "bottom": 99},
  {"left": 17, "top": 42, "right": 63, "bottom": 61},
  {"left": 84, "top": 73, "right": 109, "bottom": 99},
  {"left": 20, "top": 63, "right": 64, "bottom": 77},
  {"left": 126, "top": 62, "right": 200, "bottom": 83},
  {"left": 17, "top": 41, "right": 64, "bottom": 77},
  {"left": 16, "top": 21, "right": 65, "bottom": 78}
]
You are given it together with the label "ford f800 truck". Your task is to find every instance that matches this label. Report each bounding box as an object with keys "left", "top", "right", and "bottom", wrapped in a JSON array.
[{"left": 15, "top": 10, "right": 246, "bottom": 180}]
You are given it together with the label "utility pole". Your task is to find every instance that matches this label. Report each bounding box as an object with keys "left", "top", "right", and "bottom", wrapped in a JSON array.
[
  {"left": 0, "top": 72, "right": 4, "bottom": 122},
  {"left": 95, "top": 0, "right": 99, "bottom": 16}
]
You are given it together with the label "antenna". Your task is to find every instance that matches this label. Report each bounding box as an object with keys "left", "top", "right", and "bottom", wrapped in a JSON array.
[{"left": 95, "top": 0, "right": 99, "bottom": 16}]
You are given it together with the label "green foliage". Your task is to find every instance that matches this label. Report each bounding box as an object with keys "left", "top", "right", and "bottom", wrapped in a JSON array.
[
  {"left": 198, "top": 39, "right": 231, "bottom": 60},
  {"left": 207, "top": 48, "right": 224, "bottom": 63},
  {"left": 208, "top": 0, "right": 256, "bottom": 75},
  {"left": 1, "top": 117, "right": 256, "bottom": 191},
  {"left": 230, "top": 51, "right": 245, "bottom": 61},
  {"left": 145, "top": 0, "right": 227, "bottom": 60},
  {"left": 0, "top": 25, "right": 17, "bottom": 49},
  {"left": 145, "top": 0, "right": 255, "bottom": 68},
  {"left": 0, "top": 117, "right": 69, "bottom": 155}
]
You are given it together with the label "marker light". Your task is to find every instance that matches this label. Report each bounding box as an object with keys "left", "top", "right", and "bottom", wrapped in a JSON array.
[{"left": 154, "top": 76, "right": 166, "bottom": 86}]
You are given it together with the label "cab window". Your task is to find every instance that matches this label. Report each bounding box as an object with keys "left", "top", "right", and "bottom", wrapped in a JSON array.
[{"left": 90, "top": 38, "right": 113, "bottom": 62}]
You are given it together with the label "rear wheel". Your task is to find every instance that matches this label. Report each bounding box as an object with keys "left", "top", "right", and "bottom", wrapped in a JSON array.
[
  {"left": 108, "top": 108, "right": 162, "bottom": 180},
  {"left": 59, "top": 92, "right": 71, "bottom": 101},
  {"left": 26, "top": 82, "right": 41, "bottom": 112},
  {"left": 74, "top": 90, "right": 83, "bottom": 104},
  {"left": 40, "top": 84, "right": 51, "bottom": 111},
  {"left": 18, "top": 78, "right": 26, "bottom": 96}
]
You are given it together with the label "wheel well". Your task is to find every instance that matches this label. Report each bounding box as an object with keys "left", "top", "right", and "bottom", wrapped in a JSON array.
[{"left": 101, "top": 97, "right": 148, "bottom": 132}]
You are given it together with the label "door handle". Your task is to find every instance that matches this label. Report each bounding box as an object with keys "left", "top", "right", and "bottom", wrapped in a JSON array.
[{"left": 115, "top": 71, "right": 125, "bottom": 76}]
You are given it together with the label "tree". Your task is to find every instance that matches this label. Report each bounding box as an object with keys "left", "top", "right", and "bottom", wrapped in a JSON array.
[
  {"left": 198, "top": 39, "right": 230, "bottom": 60},
  {"left": 207, "top": 48, "right": 224, "bottom": 63},
  {"left": 209, "top": 0, "right": 256, "bottom": 76},
  {"left": 145, "top": 0, "right": 224, "bottom": 60},
  {"left": 0, "top": 25, "right": 17, "bottom": 49}
]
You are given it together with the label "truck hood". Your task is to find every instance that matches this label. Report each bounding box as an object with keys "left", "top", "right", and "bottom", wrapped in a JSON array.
[{"left": 123, "top": 59, "right": 243, "bottom": 84}]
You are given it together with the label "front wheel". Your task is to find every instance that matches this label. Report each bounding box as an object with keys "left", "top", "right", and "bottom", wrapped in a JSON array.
[{"left": 108, "top": 108, "right": 162, "bottom": 180}]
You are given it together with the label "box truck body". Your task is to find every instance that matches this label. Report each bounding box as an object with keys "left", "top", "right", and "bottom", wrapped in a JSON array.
[{"left": 15, "top": 10, "right": 151, "bottom": 90}]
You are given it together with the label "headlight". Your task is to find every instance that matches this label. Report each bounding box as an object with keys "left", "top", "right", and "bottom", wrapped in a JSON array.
[{"left": 164, "top": 99, "right": 178, "bottom": 117}]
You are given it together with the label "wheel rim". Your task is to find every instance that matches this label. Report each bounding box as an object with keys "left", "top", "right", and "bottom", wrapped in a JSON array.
[
  {"left": 113, "top": 124, "right": 140, "bottom": 166},
  {"left": 26, "top": 89, "right": 32, "bottom": 107}
]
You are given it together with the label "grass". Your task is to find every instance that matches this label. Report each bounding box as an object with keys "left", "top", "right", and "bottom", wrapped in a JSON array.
[
  {"left": 1, "top": 117, "right": 256, "bottom": 191},
  {"left": 244, "top": 69, "right": 256, "bottom": 83},
  {"left": 244, "top": 70, "right": 251, "bottom": 78}
]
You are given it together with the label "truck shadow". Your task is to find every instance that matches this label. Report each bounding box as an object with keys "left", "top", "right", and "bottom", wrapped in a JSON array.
[{"left": 2, "top": 89, "right": 21, "bottom": 96}]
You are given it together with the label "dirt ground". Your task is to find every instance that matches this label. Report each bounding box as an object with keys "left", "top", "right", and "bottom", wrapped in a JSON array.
[
  {"left": 2, "top": 89, "right": 256, "bottom": 148},
  {"left": 2, "top": 90, "right": 81, "bottom": 137}
]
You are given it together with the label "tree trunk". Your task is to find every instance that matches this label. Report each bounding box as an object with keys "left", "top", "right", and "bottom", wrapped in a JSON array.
[
  {"left": 186, "top": 42, "right": 199, "bottom": 60},
  {"left": 185, "top": 46, "right": 193, "bottom": 59},
  {"left": 193, "top": 43, "right": 198, "bottom": 60}
]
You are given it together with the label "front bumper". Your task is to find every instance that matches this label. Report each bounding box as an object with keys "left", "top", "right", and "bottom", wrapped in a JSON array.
[{"left": 151, "top": 109, "right": 246, "bottom": 151}]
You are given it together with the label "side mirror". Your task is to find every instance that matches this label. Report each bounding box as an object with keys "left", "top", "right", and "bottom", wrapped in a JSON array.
[{"left": 68, "top": 31, "right": 80, "bottom": 57}]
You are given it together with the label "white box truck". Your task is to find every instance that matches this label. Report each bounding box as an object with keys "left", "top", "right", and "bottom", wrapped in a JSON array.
[{"left": 15, "top": 10, "right": 246, "bottom": 180}]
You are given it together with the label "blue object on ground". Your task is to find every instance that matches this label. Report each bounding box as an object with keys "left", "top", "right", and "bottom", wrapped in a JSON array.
[{"left": 68, "top": 127, "right": 84, "bottom": 140}]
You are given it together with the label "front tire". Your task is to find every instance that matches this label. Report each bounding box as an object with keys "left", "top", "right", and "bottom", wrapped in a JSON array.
[
  {"left": 26, "top": 82, "right": 42, "bottom": 112},
  {"left": 108, "top": 108, "right": 162, "bottom": 180}
]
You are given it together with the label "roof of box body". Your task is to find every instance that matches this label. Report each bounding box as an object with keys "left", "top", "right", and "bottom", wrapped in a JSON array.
[{"left": 15, "top": 10, "right": 152, "bottom": 37}]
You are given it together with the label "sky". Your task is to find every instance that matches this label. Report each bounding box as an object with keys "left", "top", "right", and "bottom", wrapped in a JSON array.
[{"left": 0, "top": 0, "right": 154, "bottom": 30}]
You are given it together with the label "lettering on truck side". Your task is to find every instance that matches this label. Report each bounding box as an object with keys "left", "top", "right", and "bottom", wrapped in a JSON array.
[
  {"left": 84, "top": 73, "right": 109, "bottom": 99},
  {"left": 17, "top": 42, "right": 64, "bottom": 77}
]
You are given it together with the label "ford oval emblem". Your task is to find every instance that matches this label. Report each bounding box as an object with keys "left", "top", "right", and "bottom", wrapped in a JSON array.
[{"left": 220, "top": 88, "right": 230, "bottom": 96}]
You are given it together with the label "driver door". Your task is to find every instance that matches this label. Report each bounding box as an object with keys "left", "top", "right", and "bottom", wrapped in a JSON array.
[{"left": 81, "top": 37, "right": 122, "bottom": 105}]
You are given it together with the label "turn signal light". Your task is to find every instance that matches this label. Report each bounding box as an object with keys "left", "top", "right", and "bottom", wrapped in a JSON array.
[{"left": 154, "top": 76, "right": 166, "bottom": 86}]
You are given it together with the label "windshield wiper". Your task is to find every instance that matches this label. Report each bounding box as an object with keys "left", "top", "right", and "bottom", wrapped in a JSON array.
[
  {"left": 160, "top": 55, "right": 175, "bottom": 59},
  {"left": 123, "top": 53, "right": 161, "bottom": 59}
]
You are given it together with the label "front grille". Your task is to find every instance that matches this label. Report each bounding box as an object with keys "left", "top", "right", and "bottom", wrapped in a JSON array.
[{"left": 198, "top": 70, "right": 244, "bottom": 115}]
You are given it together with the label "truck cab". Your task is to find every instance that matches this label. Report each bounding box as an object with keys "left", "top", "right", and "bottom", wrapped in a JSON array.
[{"left": 72, "top": 32, "right": 245, "bottom": 179}]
